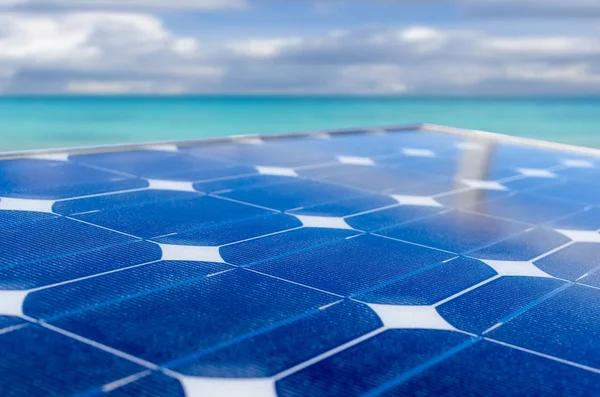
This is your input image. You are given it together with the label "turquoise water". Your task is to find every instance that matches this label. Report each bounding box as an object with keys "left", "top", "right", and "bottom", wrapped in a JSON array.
[{"left": 1, "top": 96, "right": 599, "bottom": 152}]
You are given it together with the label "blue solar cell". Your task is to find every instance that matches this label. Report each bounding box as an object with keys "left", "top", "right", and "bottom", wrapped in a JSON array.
[
  {"left": 24, "top": 260, "right": 230, "bottom": 320},
  {"left": 437, "top": 276, "right": 565, "bottom": 333},
  {"left": 0, "top": 159, "right": 147, "bottom": 199},
  {"left": 72, "top": 195, "right": 271, "bottom": 239},
  {"left": 534, "top": 243, "right": 600, "bottom": 281},
  {"left": 2, "top": 126, "right": 600, "bottom": 396},
  {"left": 383, "top": 154, "right": 518, "bottom": 181},
  {"left": 580, "top": 270, "right": 600, "bottom": 288},
  {"left": 153, "top": 213, "right": 301, "bottom": 246},
  {"left": 0, "top": 217, "right": 136, "bottom": 268},
  {"left": 470, "top": 228, "right": 571, "bottom": 261},
  {"left": 217, "top": 179, "right": 365, "bottom": 211},
  {"left": 382, "top": 130, "right": 464, "bottom": 153},
  {"left": 194, "top": 174, "right": 295, "bottom": 193},
  {"left": 172, "top": 300, "right": 382, "bottom": 377},
  {"left": 50, "top": 269, "right": 338, "bottom": 364},
  {"left": 289, "top": 194, "right": 396, "bottom": 218},
  {"left": 355, "top": 257, "right": 497, "bottom": 305},
  {"left": 0, "top": 241, "right": 161, "bottom": 290},
  {"left": 104, "top": 373, "right": 185, "bottom": 397},
  {"left": 435, "top": 188, "right": 511, "bottom": 209},
  {"left": 346, "top": 204, "right": 443, "bottom": 232},
  {"left": 532, "top": 179, "right": 600, "bottom": 205},
  {"left": 383, "top": 340, "right": 600, "bottom": 397},
  {"left": 0, "top": 208, "right": 57, "bottom": 228},
  {"left": 304, "top": 164, "right": 454, "bottom": 195},
  {"left": 0, "top": 316, "right": 24, "bottom": 330},
  {"left": 276, "top": 329, "right": 473, "bottom": 397},
  {"left": 465, "top": 192, "right": 585, "bottom": 225},
  {"left": 490, "top": 143, "right": 570, "bottom": 169},
  {"left": 549, "top": 206, "right": 600, "bottom": 230},
  {"left": 376, "top": 210, "right": 529, "bottom": 253},
  {"left": 251, "top": 234, "right": 454, "bottom": 296},
  {"left": 0, "top": 325, "right": 143, "bottom": 396},
  {"left": 489, "top": 285, "right": 600, "bottom": 368},
  {"left": 53, "top": 190, "right": 200, "bottom": 216},
  {"left": 184, "top": 140, "right": 333, "bottom": 167},
  {"left": 73, "top": 150, "right": 255, "bottom": 181},
  {"left": 221, "top": 227, "right": 357, "bottom": 267}
]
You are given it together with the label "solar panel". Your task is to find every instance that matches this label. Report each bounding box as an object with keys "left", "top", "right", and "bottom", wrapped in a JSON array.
[{"left": 1, "top": 124, "right": 600, "bottom": 396}]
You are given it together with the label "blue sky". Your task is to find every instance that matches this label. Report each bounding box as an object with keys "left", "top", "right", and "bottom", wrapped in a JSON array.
[{"left": 1, "top": 0, "right": 599, "bottom": 95}]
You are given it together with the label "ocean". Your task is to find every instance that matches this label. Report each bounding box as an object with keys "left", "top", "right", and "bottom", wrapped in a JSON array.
[{"left": 1, "top": 96, "right": 599, "bottom": 152}]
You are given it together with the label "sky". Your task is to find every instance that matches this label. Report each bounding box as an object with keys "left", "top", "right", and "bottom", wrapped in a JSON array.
[{"left": 0, "top": 0, "right": 599, "bottom": 95}]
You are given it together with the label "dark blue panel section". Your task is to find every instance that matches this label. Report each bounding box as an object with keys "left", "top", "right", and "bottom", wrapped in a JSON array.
[
  {"left": 252, "top": 234, "right": 454, "bottom": 296},
  {"left": 305, "top": 164, "right": 454, "bottom": 195},
  {"left": 465, "top": 193, "right": 584, "bottom": 225},
  {"left": 0, "top": 159, "right": 147, "bottom": 199},
  {"left": 158, "top": 164, "right": 255, "bottom": 182},
  {"left": 384, "top": 341, "right": 600, "bottom": 397},
  {"left": 51, "top": 269, "right": 337, "bottom": 364},
  {"left": 438, "top": 276, "right": 565, "bottom": 333},
  {"left": 53, "top": 190, "right": 201, "bottom": 216},
  {"left": 383, "top": 154, "right": 518, "bottom": 181},
  {"left": 534, "top": 243, "right": 600, "bottom": 281},
  {"left": 73, "top": 195, "right": 270, "bottom": 239},
  {"left": 470, "top": 228, "right": 571, "bottom": 261},
  {"left": 436, "top": 188, "right": 511, "bottom": 210},
  {"left": 153, "top": 214, "right": 301, "bottom": 246},
  {"left": 355, "top": 257, "right": 496, "bottom": 305},
  {"left": 0, "top": 240, "right": 161, "bottom": 290},
  {"left": 489, "top": 143, "right": 569, "bottom": 169},
  {"left": 377, "top": 210, "right": 529, "bottom": 253},
  {"left": 0, "top": 325, "right": 142, "bottom": 397},
  {"left": 276, "top": 329, "right": 473, "bottom": 397},
  {"left": 289, "top": 194, "right": 396, "bottom": 218},
  {"left": 104, "top": 373, "right": 185, "bottom": 397},
  {"left": 24, "top": 260, "right": 230, "bottom": 320},
  {"left": 193, "top": 175, "right": 294, "bottom": 193},
  {"left": 346, "top": 205, "right": 443, "bottom": 232},
  {"left": 531, "top": 179, "right": 600, "bottom": 205},
  {"left": 0, "top": 217, "right": 135, "bottom": 268},
  {"left": 221, "top": 227, "right": 357, "bottom": 267},
  {"left": 73, "top": 150, "right": 254, "bottom": 181},
  {"left": 375, "top": 130, "right": 463, "bottom": 154},
  {"left": 0, "top": 209, "right": 57, "bottom": 228},
  {"left": 490, "top": 285, "right": 600, "bottom": 368},
  {"left": 549, "top": 207, "right": 600, "bottom": 230},
  {"left": 0, "top": 317, "right": 24, "bottom": 330},
  {"left": 218, "top": 179, "right": 365, "bottom": 211},
  {"left": 184, "top": 140, "right": 333, "bottom": 167},
  {"left": 172, "top": 300, "right": 382, "bottom": 377},
  {"left": 581, "top": 270, "right": 600, "bottom": 288}
]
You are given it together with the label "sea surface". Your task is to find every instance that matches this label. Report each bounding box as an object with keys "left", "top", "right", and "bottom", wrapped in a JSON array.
[{"left": 1, "top": 96, "right": 599, "bottom": 152}]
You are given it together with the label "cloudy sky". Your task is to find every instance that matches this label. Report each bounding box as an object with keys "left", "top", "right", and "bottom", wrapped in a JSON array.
[{"left": 1, "top": 0, "right": 600, "bottom": 95}]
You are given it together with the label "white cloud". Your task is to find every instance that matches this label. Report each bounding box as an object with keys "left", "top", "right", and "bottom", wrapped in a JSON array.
[
  {"left": 0, "top": 12, "right": 199, "bottom": 65},
  {"left": 0, "top": 11, "right": 224, "bottom": 93},
  {"left": 337, "top": 64, "right": 408, "bottom": 94},
  {"left": 0, "top": 0, "right": 248, "bottom": 10},
  {"left": 504, "top": 63, "right": 600, "bottom": 84},
  {"left": 227, "top": 38, "right": 303, "bottom": 58},
  {"left": 1, "top": 9, "right": 600, "bottom": 95},
  {"left": 65, "top": 80, "right": 188, "bottom": 94},
  {"left": 218, "top": 25, "right": 600, "bottom": 94}
]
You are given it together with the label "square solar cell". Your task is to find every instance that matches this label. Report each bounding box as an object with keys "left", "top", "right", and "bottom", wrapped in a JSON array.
[
  {"left": 217, "top": 178, "right": 366, "bottom": 211},
  {"left": 376, "top": 210, "right": 530, "bottom": 254},
  {"left": 2, "top": 124, "right": 600, "bottom": 397},
  {"left": 251, "top": 234, "right": 454, "bottom": 296},
  {"left": 489, "top": 285, "right": 600, "bottom": 369}
]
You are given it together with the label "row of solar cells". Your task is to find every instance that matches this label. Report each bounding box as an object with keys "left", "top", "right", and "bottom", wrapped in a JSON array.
[{"left": 2, "top": 129, "right": 600, "bottom": 396}]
